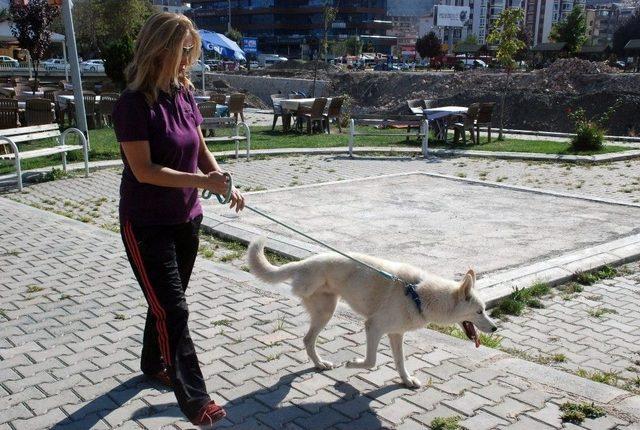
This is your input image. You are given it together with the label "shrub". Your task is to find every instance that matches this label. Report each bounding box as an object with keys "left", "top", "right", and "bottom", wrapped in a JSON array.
[
  {"left": 567, "top": 103, "right": 618, "bottom": 151},
  {"left": 103, "top": 35, "right": 134, "bottom": 90}
]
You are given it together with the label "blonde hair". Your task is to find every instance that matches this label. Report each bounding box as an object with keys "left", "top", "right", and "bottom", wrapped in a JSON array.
[{"left": 125, "top": 12, "right": 201, "bottom": 104}]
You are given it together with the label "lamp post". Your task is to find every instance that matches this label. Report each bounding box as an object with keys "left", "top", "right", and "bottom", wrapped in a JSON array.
[
  {"left": 48, "top": 0, "right": 89, "bottom": 147},
  {"left": 227, "top": 0, "right": 231, "bottom": 33}
]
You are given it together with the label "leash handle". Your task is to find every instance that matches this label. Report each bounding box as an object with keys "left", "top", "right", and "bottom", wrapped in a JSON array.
[{"left": 201, "top": 172, "right": 233, "bottom": 204}]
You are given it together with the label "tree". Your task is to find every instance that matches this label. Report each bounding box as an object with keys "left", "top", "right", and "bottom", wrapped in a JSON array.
[
  {"left": 72, "top": 0, "right": 153, "bottom": 58},
  {"left": 344, "top": 36, "right": 363, "bottom": 56},
  {"left": 612, "top": 10, "right": 640, "bottom": 57},
  {"left": 549, "top": 6, "right": 587, "bottom": 55},
  {"left": 103, "top": 35, "right": 134, "bottom": 90},
  {"left": 9, "top": 0, "right": 59, "bottom": 91},
  {"left": 225, "top": 27, "right": 243, "bottom": 44},
  {"left": 415, "top": 32, "right": 442, "bottom": 60},
  {"left": 487, "top": 8, "right": 526, "bottom": 140},
  {"left": 322, "top": 4, "right": 337, "bottom": 62}
]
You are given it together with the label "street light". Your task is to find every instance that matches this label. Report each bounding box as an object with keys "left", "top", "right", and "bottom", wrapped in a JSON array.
[{"left": 228, "top": 0, "right": 231, "bottom": 32}]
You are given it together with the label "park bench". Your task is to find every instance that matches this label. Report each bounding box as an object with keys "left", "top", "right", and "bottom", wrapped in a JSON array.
[
  {"left": 0, "top": 123, "right": 89, "bottom": 191},
  {"left": 348, "top": 114, "right": 430, "bottom": 157},
  {"left": 200, "top": 117, "right": 251, "bottom": 160}
]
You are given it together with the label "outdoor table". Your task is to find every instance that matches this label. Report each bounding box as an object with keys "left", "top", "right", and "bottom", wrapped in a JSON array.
[
  {"left": 17, "top": 101, "right": 54, "bottom": 110},
  {"left": 280, "top": 97, "right": 332, "bottom": 131},
  {"left": 57, "top": 94, "right": 101, "bottom": 109},
  {"left": 194, "top": 95, "right": 210, "bottom": 103},
  {"left": 16, "top": 91, "right": 45, "bottom": 101},
  {"left": 424, "top": 106, "right": 468, "bottom": 142}
]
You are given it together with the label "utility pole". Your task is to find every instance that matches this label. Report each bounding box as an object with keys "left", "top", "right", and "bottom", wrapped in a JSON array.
[
  {"left": 227, "top": 0, "right": 231, "bottom": 32},
  {"left": 51, "top": 0, "right": 89, "bottom": 148}
]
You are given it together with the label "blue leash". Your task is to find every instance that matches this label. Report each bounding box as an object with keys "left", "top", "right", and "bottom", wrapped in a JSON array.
[{"left": 202, "top": 173, "right": 423, "bottom": 314}]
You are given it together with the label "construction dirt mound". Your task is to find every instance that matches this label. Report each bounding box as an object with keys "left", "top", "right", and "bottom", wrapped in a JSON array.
[
  {"left": 327, "top": 60, "right": 639, "bottom": 135},
  {"left": 270, "top": 60, "right": 342, "bottom": 73}
]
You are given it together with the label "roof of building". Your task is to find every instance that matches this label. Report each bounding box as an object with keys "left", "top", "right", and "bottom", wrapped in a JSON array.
[
  {"left": 387, "top": 0, "right": 434, "bottom": 17},
  {"left": 531, "top": 42, "right": 567, "bottom": 52},
  {"left": 453, "top": 44, "right": 483, "bottom": 54},
  {"left": 579, "top": 44, "right": 610, "bottom": 53},
  {"left": 624, "top": 39, "right": 640, "bottom": 51}
]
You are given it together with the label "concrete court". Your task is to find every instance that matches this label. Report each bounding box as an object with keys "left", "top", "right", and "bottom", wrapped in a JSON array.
[{"left": 205, "top": 172, "right": 640, "bottom": 280}]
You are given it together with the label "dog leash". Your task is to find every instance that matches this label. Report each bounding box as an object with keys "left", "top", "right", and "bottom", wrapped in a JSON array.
[{"left": 202, "top": 173, "right": 423, "bottom": 314}]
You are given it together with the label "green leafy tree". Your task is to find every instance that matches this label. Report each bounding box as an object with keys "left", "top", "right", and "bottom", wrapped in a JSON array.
[
  {"left": 225, "top": 27, "right": 243, "bottom": 44},
  {"left": 103, "top": 35, "right": 134, "bottom": 90},
  {"left": 415, "top": 31, "right": 442, "bottom": 60},
  {"left": 344, "top": 36, "right": 363, "bottom": 56},
  {"left": 72, "top": 0, "right": 153, "bottom": 57},
  {"left": 322, "top": 5, "right": 338, "bottom": 62},
  {"left": 487, "top": 8, "right": 526, "bottom": 140},
  {"left": 9, "top": 0, "right": 59, "bottom": 91},
  {"left": 612, "top": 10, "right": 640, "bottom": 57},
  {"left": 550, "top": 6, "right": 587, "bottom": 55}
]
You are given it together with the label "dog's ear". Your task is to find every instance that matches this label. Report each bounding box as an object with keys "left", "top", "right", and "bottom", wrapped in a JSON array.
[{"left": 459, "top": 269, "right": 475, "bottom": 301}]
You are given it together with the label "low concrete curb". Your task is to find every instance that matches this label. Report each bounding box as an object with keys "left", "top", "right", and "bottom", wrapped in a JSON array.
[{"left": 2, "top": 144, "right": 640, "bottom": 189}]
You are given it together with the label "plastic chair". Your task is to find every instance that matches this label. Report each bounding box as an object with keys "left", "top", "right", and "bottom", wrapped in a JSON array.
[
  {"left": 475, "top": 102, "right": 495, "bottom": 143},
  {"left": 323, "top": 97, "right": 344, "bottom": 134},
  {"left": 453, "top": 103, "right": 480, "bottom": 145},
  {"left": 228, "top": 93, "right": 245, "bottom": 124},
  {"left": 0, "top": 98, "right": 19, "bottom": 129},
  {"left": 25, "top": 98, "right": 55, "bottom": 126}
]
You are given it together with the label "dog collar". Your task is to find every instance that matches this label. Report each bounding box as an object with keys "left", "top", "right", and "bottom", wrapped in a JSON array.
[{"left": 404, "top": 283, "right": 423, "bottom": 314}]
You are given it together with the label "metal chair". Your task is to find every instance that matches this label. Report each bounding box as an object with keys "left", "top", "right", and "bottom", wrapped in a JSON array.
[{"left": 25, "top": 98, "right": 55, "bottom": 126}]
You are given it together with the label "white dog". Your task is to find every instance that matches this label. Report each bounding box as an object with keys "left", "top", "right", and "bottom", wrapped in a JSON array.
[{"left": 248, "top": 238, "right": 497, "bottom": 388}]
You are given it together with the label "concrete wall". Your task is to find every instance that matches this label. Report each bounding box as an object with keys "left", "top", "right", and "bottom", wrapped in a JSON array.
[{"left": 206, "top": 73, "right": 330, "bottom": 106}]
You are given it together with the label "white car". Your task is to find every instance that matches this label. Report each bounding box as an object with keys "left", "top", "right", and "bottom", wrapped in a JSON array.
[
  {"left": 42, "top": 58, "right": 69, "bottom": 71},
  {"left": 190, "top": 60, "right": 211, "bottom": 73},
  {"left": 81, "top": 59, "right": 105, "bottom": 73},
  {"left": 0, "top": 55, "right": 19, "bottom": 68}
]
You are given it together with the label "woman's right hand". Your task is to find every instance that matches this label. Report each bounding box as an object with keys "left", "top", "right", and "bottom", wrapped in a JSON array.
[{"left": 201, "top": 171, "right": 230, "bottom": 196}]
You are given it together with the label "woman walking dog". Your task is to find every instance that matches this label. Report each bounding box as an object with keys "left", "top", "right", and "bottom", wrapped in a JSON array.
[{"left": 113, "top": 12, "right": 244, "bottom": 427}]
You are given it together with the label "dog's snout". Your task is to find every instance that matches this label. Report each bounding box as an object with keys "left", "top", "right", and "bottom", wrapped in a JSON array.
[{"left": 491, "top": 326, "right": 497, "bottom": 332}]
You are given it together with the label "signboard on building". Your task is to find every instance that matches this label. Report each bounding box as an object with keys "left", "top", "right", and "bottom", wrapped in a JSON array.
[
  {"left": 242, "top": 37, "right": 258, "bottom": 54},
  {"left": 401, "top": 45, "right": 416, "bottom": 56},
  {"left": 434, "top": 5, "right": 470, "bottom": 28}
]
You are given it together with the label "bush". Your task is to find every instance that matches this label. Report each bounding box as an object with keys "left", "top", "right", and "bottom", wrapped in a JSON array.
[
  {"left": 567, "top": 102, "right": 618, "bottom": 151},
  {"left": 103, "top": 35, "right": 134, "bottom": 90}
]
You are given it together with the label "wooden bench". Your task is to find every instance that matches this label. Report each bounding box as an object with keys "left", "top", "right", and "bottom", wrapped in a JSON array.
[
  {"left": 348, "top": 115, "right": 430, "bottom": 157},
  {"left": 200, "top": 117, "right": 251, "bottom": 160},
  {"left": 0, "top": 123, "right": 89, "bottom": 191}
]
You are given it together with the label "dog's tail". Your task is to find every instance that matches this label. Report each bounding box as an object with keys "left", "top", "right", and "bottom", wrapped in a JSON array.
[{"left": 248, "top": 237, "right": 301, "bottom": 284}]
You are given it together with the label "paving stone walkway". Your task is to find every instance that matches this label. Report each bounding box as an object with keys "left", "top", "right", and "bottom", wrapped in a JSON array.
[{"left": 2, "top": 197, "right": 640, "bottom": 430}]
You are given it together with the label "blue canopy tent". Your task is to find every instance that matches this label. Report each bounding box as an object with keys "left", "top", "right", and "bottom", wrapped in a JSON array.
[{"left": 198, "top": 30, "right": 246, "bottom": 91}]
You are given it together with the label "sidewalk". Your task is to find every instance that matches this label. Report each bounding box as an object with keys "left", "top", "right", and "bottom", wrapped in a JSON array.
[{"left": 1, "top": 196, "right": 640, "bottom": 429}]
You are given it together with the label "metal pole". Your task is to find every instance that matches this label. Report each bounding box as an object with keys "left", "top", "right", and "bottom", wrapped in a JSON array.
[
  {"left": 62, "top": 39, "right": 68, "bottom": 81},
  {"left": 201, "top": 47, "right": 205, "bottom": 93},
  {"left": 227, "top": 0, "right": 231, "bottom": 32},
  {"left": 62, "top": 0, "right": 89, "bottom": 148}
]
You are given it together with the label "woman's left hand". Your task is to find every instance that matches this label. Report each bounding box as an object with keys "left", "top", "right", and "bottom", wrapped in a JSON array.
[{"left": 229, "top": 187, "right": 245, "bottom": 213}]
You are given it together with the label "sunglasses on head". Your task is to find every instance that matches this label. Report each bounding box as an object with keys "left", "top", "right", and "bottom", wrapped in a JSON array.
[{"left": 182, "top": 45, "right": 194, "bottom": 57}]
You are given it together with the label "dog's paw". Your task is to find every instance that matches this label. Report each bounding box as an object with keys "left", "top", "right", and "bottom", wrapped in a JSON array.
[
  {"left": 345, "top": 358, "right": 373, "bottom": 369},
  {"left": 315, "top": 360, "right": 334, "bottom": 370},
  {"left": 402, "top": 376, "right": 422, "bottom": 388}
]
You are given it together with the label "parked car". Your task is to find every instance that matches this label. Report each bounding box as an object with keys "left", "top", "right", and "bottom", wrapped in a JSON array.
[
  {"left": 373, "top": 63, "right": 400, "bottom": 71},
  {"left": 190, "top": 60, "right": 211, "bottom": 73},
  {"left": 42, "top": 58, "right": 69, "bottom": 71},
  {"left": 0, "top": 55, "right": 19, "bottom": 68},
  {"left": 80, "top": 59, "right": 105, "bottom": 73}
]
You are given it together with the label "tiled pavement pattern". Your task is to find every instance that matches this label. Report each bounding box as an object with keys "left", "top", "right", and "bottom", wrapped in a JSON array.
[
  {"left": 498, "top": 263, "right": 640, "bottom": 393},
  {"left": 2, "top": 197, "right": 640, "bottom": 430}
]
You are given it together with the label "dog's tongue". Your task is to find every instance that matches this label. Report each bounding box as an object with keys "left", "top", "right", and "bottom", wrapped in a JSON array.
[{"left": 462, "top": 321, "right": 480, "bottom": 348}]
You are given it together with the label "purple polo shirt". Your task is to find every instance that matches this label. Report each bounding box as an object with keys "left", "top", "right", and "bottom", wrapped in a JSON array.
[{"left": 113, "top": 87, "right": 204, "bottom": 226}]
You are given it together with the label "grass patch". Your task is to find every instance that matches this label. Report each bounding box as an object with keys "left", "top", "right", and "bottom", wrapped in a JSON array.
[
  {"left": 0, "top": 126, "right": 631, "bottom": 175},
  {"left": 491, "top": 282, "right": 550, "bottom": 319},
  {"left": 0, "top": 309, "right": 8, "bottom": 320},
  {"left": 114, "top": 313, "right": 127, "bottom": 320},
  {"left": 576, "top": 369, "right": 619, "bottom": 385},
  {"left": 1, "top": 250, "right": 20, "bottom": 257},
  {"left": 560, "top": 402, "right": 606, "bottom": 424},
  {"left": 501, "top": 348, "right": 567, "bottom": 366},
  {"left": 26, "top": 285, "right": 44, "bottom": 293},
  {"left": 430, "top": 416, "right": 462, "bottom": 430},
  {"left": 576, "top": 266, "right": 618, "bottom": 285},
  {"left": 274, "top": 314, "right": 286, "bottom": 332},
  {"left": 212, "top": 319, "right": 233, "bottom": 327},
  {"left": 428, "top": 324, "right": 502, "bottom": 348},
  {"left": 587, "top": 307, "right": 618, "bottom": 318}
]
